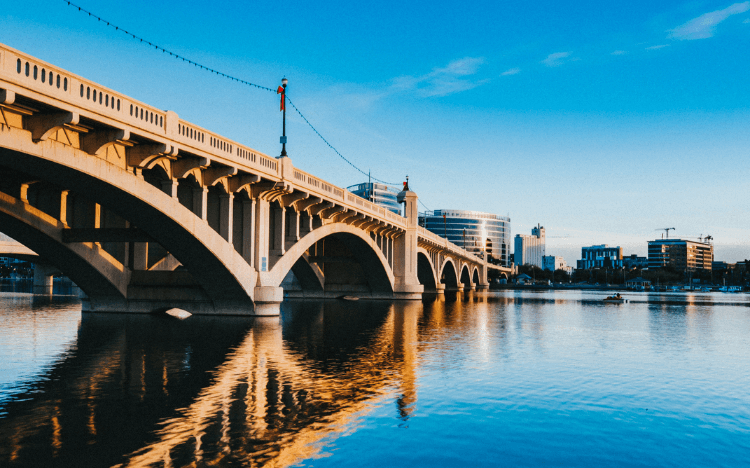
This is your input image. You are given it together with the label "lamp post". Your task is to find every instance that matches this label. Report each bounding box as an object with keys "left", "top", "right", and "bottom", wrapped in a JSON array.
[{"left": 279, "top": 77, "right": 288, "bottom": 158}]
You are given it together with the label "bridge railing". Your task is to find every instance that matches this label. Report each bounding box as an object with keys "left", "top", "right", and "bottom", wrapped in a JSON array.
[
  {"left": 1, "top": 45, "right": 168, "bottom": 140},
  {"left": 418, "top": 226, "right": 486, "bottom": 263},
  {"left": 1, "top": 43, "right": 407, "bottom": 230}
]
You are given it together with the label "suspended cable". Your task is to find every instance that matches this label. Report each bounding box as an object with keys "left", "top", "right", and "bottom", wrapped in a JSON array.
[
  {"left": 285, "top": 97, "right": 399, "bottom": 185},
  {"left": 63, "top": 1, "right": 277, "bottom": 92},
  {"left": 63, "top": 0, "right": 403, "bottom": 187}
]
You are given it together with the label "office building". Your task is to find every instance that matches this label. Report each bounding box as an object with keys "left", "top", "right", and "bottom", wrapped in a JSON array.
[
  {"left": 622, "top": 254, "right": 648, "bottom": 269},
  {"left": 542, "top": 255, "right": 568, "bottom": 272},
  {"left": 514, "top": 224, "right": 545, "bottom": 267},
  {"left": 576, "top": 245, "right": 623, "bottom": 269},
  {"left": 347, "top": 182, "right": 401, "bottom": 215},
  {"left": 648, "top": 239, "right": 713, "bottom": 271},
  {"left": 420, "top": 209, "right": 511, "bottom": 266}
]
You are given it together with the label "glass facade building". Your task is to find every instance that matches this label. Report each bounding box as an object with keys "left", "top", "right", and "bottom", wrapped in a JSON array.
[
  {"left": 648, "top": 239, "right": 713, "bottom": 271},
  {"left": 419, "top": 210, "right": 511, "bottom": 266},
  {"left": 347, "top": 182, "right": 401, "bottom": 215}
]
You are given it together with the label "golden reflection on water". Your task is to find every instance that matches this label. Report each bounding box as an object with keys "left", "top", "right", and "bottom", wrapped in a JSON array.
[{"left": 113, "top": 302, "right": 424, "bottom": 468}]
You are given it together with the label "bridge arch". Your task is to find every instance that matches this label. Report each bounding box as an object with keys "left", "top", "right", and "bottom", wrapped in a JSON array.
[
  {"left": 472, "top": 266, "right": 480, "bottom": 287},
  {"left": 460, "top": 264, "right": 472, "bottom": 287},
  {"left": 0, "top": 147, "right": 257, "bottom": 313},
  {"left": 439, "top": 258, "right": 459, "bottom": 290},
  {"left": 266, "top": 223, "right": 394, "bottom": 297},
  {"left": 416, "top": 248, "right": 437, "bottom": 291},
  {"left": 0, "top": 191, "right": 127, "bottom": 299}
]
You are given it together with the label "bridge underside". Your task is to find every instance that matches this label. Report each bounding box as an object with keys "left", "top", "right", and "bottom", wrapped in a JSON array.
[{"left": 0, "top": 47, "right": 510, "bottom": 315}]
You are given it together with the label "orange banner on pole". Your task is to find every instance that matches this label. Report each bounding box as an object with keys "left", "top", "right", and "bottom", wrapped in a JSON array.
[{"left": 277, "top": 86, "right": 285, "bottom": 111}]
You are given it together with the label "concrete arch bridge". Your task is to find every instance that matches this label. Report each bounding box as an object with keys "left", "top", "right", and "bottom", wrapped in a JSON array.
[{"left": 0, "top": 43, "right": 512, "bottom": 315}]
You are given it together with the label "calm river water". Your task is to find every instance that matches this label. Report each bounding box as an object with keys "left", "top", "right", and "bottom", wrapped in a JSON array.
[{"left": 1, "top": 285, "right": 749, "bottom": 467}]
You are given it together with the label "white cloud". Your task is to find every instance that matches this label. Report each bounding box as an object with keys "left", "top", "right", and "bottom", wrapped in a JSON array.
[
  {"left": 501, "top": 67, "right": 521, "bottom": 76},
  {"left": 611, "top": 50, "right": 627, "bottom": 55},
  {"left": 541, "top": 51, "right": 572, "bottom": 67},
  {"left": 669, "top": 2, "right": 750, "bottom": 40},
  {"left": 391, "top": 57, "right": 487, "bottom": 97},
  {"left": 645, "top": 44, "right": 670, "bottom": 50}
]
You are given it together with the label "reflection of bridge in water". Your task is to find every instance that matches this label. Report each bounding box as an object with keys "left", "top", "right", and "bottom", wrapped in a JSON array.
[
  {"left": 0, "top": 296, "right": 498, "bottom": 467},
  {"left": 0, "top": 42, "right": 511, "bottom": 315}
]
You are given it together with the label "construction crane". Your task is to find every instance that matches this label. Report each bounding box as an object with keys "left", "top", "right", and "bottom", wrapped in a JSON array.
[{"left": 656, "top": 227, "right": 675, "bottom": 239}]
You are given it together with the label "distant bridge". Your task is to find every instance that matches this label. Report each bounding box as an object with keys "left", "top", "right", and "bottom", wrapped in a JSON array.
[{"left": 0, "top": 42, "right": 512, "bottom": 315}]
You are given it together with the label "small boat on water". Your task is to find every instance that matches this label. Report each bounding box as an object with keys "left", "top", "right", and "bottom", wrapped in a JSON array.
[
  {"left": 603, "top": 294, "right": 628, "bottom": 303},
  {"left": 339, "top": 295, "right": 359, "bottom": 301}
]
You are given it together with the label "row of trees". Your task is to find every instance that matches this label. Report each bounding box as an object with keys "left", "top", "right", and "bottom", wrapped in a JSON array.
[{"left": 514, "top": 261, "right": 750, "bottom": 286}]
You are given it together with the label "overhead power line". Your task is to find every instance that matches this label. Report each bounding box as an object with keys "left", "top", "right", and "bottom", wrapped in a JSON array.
[{"left": 62, "top": 0, "right": 400, "bottom": 186}]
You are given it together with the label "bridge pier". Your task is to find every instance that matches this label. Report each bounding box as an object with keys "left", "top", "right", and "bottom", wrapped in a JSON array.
[
  {"left": 254, "top": 286, "right": 284, "bottom": 316},
  {"left": 393, "top": 185, "right": 424, "bottom": 300},
  {"left": 32, "top": 263, "right": 57, "bottom": 294}
]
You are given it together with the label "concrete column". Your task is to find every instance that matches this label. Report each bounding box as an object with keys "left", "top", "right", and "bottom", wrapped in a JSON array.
[
  {"left": 60, "top": 190, "right": 70, "bottom": 227},
  {"left": 271, "top": 205, "right": 285, "bottom": 256},
  {"left": 33, "top": 264, "right": 55, "bottom": 295},
  {"left": 193, "top": 187, "right": 208, "bottom": 221},
  {"left": 93, "top": 203, "right": 101, "bottom": 228},
  {"left": 299, "top": 211, "right": 313, "bottom": 237},
  {"left": 477, "top": 256, "right": 490, "bottom": 290},
  {"left": 161, "top": 179, "right": 178, "bottom": 198},
  {"left": 242, "top": 199, "right": 255, "bottom": 267},
  {"left": 219, "top": 192, "right": 234, "bottom": 243},
  {"left": 393, "top": 188, "right": 423, "bottom": 299},
  {"left": 285, "top": 209, "right": 300, "bottom": 251},
  {"left": 254, "top": 198, "right": 270, "bottom": 272},
  {"left": 133, "top": 242, "right": 148, "bottom": 270}
]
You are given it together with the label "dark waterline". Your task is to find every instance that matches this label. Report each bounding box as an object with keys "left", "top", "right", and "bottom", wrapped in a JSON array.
[{"left": 1, "top": 290, "right": 749, "bottom": 467}]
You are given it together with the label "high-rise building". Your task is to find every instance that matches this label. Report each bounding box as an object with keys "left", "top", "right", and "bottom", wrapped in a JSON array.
[
  {"left": 576, "top": 245, "right": 623, "bottom": 269},
  {"left": 514, "top": 224, "right": 545, "bottom": 267},
  {"left": 420, "top": 210, "right": 511, "bottom": 266},
  {"left": 347, "top": 182, "right": 401, "bottom": 215},
  {"left": 648, "top": 239, "right": 713, "bottom": 271}
]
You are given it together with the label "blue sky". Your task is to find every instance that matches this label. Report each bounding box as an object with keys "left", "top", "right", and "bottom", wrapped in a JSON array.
[{"left": 3, "top": 0, "right": 749, "bottom": 264}]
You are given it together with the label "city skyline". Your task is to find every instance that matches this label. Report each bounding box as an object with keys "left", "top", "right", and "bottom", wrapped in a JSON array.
[{"left": 3, "top": 0, "right": 749, "bottom": 265}]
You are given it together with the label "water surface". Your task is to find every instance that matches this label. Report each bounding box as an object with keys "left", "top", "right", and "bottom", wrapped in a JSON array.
[{"left": 1, "top": 289, "right": 749, "bottom": 467}]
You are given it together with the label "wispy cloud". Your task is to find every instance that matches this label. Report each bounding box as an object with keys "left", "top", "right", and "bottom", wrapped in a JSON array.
[
  {"left": 391, "top": 57, "right": 487, "bottom": 97},
  {"left": 541, "top": 51, "right": 572, "bottom": 67},
  {"left": 611, "top": 50, "right": 627, "bottom": 55},
  {"left": 645, "top": 44, "right": 670, "bottom": 50},
  {"left": 501, "top": 67, "right": 521, "bottom": 76},
  {"left": 669, "top": 2, "right": 750, "bottom": 40}
]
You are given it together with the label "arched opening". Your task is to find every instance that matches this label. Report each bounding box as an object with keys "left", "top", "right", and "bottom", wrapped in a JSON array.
[
  {"left": 472, "top": 267, "right": 480, "bottom": 287},
  {"left": 272, "top": 226, "right": 394, "bottom": 299},
  {"left": 417, "top": 252, "right": 437, "bottom": 291},
  {"left": 460, "top": 265, "right": 471, "bottom": 287},
  {"left": 440, "top": 259, "right": 459, "bottom": 290},
  {"left": 0, "top": 150, "right": 256, "bottom": 313},
  {"left": 177, "top": 174, "right": 202, "bottom": 218}
]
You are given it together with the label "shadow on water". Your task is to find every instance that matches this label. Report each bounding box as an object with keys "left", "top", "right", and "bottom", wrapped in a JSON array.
[
  {"left": 0, "top": 299, "right": 426, "bottom": 467},
  {"left": 0, "top": 312, "right": 256, "bottom": 467}
]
